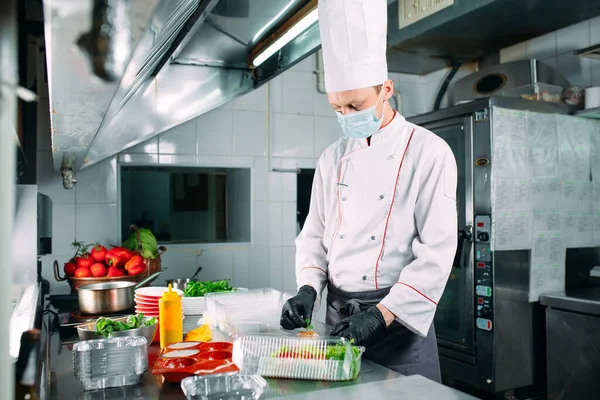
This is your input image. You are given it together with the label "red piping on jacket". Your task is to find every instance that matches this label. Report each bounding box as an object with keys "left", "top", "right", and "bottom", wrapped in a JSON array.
[
  {"left": 374, "top": 128, "right": 415, "bottom": 289},
  {"left": 298, "top": 266, "right": 327, "bottom": 275},
  {"left": 396, "top": 282, "right": 437, "bottom": 304}
]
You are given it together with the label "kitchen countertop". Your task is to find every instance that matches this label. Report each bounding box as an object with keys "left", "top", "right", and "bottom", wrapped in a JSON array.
[
  {"left": 539, "top": 288, "right": 600, "bottom": 317},
  {"left": 46, "top": 313, "right": 477, "bottom": 400}
]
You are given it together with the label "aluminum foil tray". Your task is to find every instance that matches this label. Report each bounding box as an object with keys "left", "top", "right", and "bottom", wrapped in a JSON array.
[{"left": 180, "top": 372, "right": 267, "bottom": 400}]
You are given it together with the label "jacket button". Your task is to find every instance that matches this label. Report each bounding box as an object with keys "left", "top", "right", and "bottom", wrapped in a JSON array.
[
  {"left": 388, "top": 155, "right": 394, "bottom": 160},
  {"left": 342, "top": 196, "right": 347, "bottom": 201},
  {"left": 370, "top": 236, "right": 376, "bottom": 241},
  {"left": 362, "top": 275, "right": 367, "bottom": 281},
  {"left": 339, "top": 234, "right": 345, "bottom": 239},
  {"left": 378, "top": 194, "right": 384, "bottom": 200},
  {"left": 336, "top": 274, "right": 341, "bottom": 279}
]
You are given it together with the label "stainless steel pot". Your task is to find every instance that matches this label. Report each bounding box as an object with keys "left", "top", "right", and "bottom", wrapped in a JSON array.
[
  {"left": 78, "top": 270, "right": 163, "bottom": 314},
  {"left": 165, "top": 278, "right": 196, "bottom": 292}
]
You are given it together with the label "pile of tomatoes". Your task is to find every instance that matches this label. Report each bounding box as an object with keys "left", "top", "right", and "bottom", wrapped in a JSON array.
[{"left": 63, "top": 242, "right": 146, "bottom": 278}]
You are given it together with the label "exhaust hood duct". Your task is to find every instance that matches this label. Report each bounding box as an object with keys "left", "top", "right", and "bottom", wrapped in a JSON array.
[{"left": 43, "top": 0, "right": 323, "bottom": 171}]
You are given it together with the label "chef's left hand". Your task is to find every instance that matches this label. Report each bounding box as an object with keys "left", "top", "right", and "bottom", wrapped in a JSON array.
[{"left": 329, "top": 306, "right": 387, "bottom": 346}]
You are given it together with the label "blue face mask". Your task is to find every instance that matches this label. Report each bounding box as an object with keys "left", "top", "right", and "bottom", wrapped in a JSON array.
[{"left": 336, "top": 92, "right": 385, "bottom": 139}]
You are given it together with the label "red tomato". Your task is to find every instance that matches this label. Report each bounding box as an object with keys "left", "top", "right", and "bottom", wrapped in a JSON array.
[
  {"left": 74, "top": 267, "right": 91, "bottom": 278},
  {"left": 90, "top": 245, "right": 107, "bottom": 262},
  {"left": 75, "top": 254, "right": 94, "bottom": 269},
  {"left": 63, "top": 262, "right": 77, "bottom": 277},
  {"left": 107, "top": 267, "right": 125, "bottom": 277},
  {"left": 90, "top": 263, "right": 107, "bottom": 277}
]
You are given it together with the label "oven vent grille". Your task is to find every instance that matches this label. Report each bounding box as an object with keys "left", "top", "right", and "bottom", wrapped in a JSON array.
[{"left": 398, "top": 0, "right": 454, "bottom": 28}]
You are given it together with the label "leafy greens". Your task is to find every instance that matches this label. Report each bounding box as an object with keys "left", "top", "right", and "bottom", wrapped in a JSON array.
[
  {"left": 183, "top": 279, "right": 233, "bottom": 297},
  {"left": 95, "top": 313, "right": 157, "bottom": 338}
]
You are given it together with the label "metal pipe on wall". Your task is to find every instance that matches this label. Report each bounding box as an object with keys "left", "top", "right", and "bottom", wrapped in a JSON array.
[{"left": 0, "top": 0, "right": 18, "bottom": 398}]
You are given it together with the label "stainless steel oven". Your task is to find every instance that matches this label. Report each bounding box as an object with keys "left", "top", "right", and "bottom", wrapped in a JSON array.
[{"left": 408, "top": 97, "right": 571, "bottom": 396}]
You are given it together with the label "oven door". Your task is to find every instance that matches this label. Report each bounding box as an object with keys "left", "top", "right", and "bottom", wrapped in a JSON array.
[{"left": 422, "top": 117, "right": 475, "bottom": 355}]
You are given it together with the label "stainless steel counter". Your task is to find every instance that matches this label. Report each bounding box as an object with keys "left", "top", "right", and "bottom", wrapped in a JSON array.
[
  {"left": 539, "top": 288, "right": 600, "bottom": 316},
  {"left": 46, "top": 313, "right": 477, "bottom": 400}
]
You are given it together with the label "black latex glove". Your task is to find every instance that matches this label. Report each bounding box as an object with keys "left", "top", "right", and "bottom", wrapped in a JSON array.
[
  {"left": 329, "top": 306, "right": 387, "bottom": 346},
  {"left": 280, "top": 285, "right": 317, "bottom": 330}
]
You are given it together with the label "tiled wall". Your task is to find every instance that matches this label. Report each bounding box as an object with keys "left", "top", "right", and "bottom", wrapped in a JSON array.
[
  {"left": 36, "top": 51, "right": 468, "bottom": 314},
  {"left": 500, "top": 16, "right": 600, "bottom": 87}
]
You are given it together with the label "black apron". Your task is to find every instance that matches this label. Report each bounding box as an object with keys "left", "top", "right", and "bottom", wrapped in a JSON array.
[{"left": 326, "top": 283, "right": 442, "bottom": 383}]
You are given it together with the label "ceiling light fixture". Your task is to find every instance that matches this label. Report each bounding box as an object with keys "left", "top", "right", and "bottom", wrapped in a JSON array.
[{"left": 251, "top": 7, "right": 318, "bottom": 67}]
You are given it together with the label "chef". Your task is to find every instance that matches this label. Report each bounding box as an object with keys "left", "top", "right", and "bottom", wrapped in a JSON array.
[{"left": 280, "top": 0, "right": 458, "bottom": 382}]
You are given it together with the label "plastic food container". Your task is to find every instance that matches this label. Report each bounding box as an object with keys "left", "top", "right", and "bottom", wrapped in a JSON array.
[
  {"left": 151, "top": 341, "right": 237, "bottom": 383},
  {"left": 180, "top": 372, "right": 267, "bottom": 400},
  {"left": 204, "top": 288, "right": 292, "bottom": 327},
  {"left": 72, "top": 337, "right": 148, "bottom": 391},
  {"left": 233, "top": 336, "right": 365, "bottom": 381},
  {"left": 218, "top": 320, "right": 328, "bottom": 340}
]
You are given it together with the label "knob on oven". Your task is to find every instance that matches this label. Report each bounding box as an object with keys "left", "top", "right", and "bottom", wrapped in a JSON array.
[
  {"left": 477, "top": 231, "right": 490, "bottom": 242},
  {"left": 479, "top": 308, "right": 490, "bottom": 318}
]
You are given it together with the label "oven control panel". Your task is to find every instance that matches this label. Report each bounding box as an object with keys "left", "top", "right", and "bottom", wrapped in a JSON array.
[{"left": 474, "top": 215, "right": 493, "bottom": 331}]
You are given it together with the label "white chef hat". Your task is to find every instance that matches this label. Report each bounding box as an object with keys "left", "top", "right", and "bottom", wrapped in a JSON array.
[{"left": 318, "top": 0, "right": 388, "bottom": 93}]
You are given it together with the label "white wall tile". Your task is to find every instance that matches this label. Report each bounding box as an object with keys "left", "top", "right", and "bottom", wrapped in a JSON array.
[
  {"left": 232, "top": 111, "right": 268, "bottom": 156},
  {"left": 499, "top": 41, "right": 528, "bottom": 64},
  {"left": 248, "top": 246, "right": 270, "bottom": 289},
  {"left": 119, "top": 154, "right": 159, "bottom": 164},
  {"left": 197, "top": 109, "right": 233, "bottom": 156},
  {"left": 253, "top": 201, "right": 270, "bottom": 246},
  {"left": 268, "top": 173, "right": 283, "bottom": 202},
  {"left": 37, "top": 97, "right": 51, "bottom": 151},
  {"left": 229, "top": 85, "right": 268, "bottom": 112},
  {"left": 556, "top": 20, "right": 590, "bottom": 55},
  {"left": 281, "top": 246, "right": 296, "bottom": 292},
  {"left": 51, "top": 204, "right": 76, "bottom": 255},
  {"left": 158, "top": 248, "right": 199, "bottom": 282},
  {"left": 269, "top": 247, "right": 283, "bottom": 290},
  {"left": 314, "top": 116, "right": 340, "bottom": 156},
  {"left": 281, "top": 202, "right": 298, "bottom": 246},
  {"left": 195, "top": 250, "right": 234, "bottom": 282},
  {"left": 233, "top": 249, "right": 250, "bottom": 288},
  {"left": 37, "top": 151, "right": 75, "bottom": 204},
  {"left": 291, "top": 54, "right": 316, "bottom": 73},
  {"left": 232, "top": 156, "right": 254, "bottom": 166},
  {"left": 527, "top": 32, "right": 557, "bottom": 60},
  {"left": 558, "top": 53, "right": 592, "bottom": 87},
  {"left": 281, "top": 71, "right": 315, "bottom": 115},
  {"left": 75, "top": 203, "right": 118, "bottom": 246},
  {"left": 158, "top": 155, "right": 196, "bottom": 165},
  {"left": 281, "top": 174, "right": 297, "bottom": 203},
  {"left": 252, "top": 157, "right": 269, "bottom": 202},
  {"left": 76, "top": 156, "right": 118, "bottom": 204},
  {"left": 269, "top": 202, "right": 283, "bottom": 247},
  {"left": 196, "top": 155, "right": 234, "bottom": 166},
  {"left": 312, "top": 91, "right": 332, "bottom": 117},
  {"left": 274, "top": 114, "right": 314, "bottom": 158},
  {"left": 268, "top": 77, "right": 283, "bottom": 113},
  {"left": 127, "top": 137, "right": 158, "bottom": 154},
  {"left": 158, "top": 119, "right": 196, "bottom": 154}
]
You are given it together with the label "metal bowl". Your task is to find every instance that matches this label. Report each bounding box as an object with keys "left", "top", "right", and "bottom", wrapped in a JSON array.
[
  {"left": 166, "top": 278, "right": 198, "bottom": 292},
  {"left": 76, "top": 316, "right": 158, "bottom": 346}
]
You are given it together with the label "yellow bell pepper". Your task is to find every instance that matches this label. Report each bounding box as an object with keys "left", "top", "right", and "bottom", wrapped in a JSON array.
[{"left": 185, "top": 324, "right": 212, "bottom": 342}]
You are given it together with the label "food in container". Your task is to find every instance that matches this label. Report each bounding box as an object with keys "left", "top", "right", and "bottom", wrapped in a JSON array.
[
  {"left": 180, "top": 372, "right": 267, "bottom": 400},
  {"left": 76, "top": 315, "right": 157, "bottom": 345},
  {"left": 233, "top": 336, "right": 365, "bottom": 381},
  {"left": 152, "top": 341, "right": 237, "bottom": 383},
  {"left": 185, "top": 325, "right": 212, "bottom": 342}
]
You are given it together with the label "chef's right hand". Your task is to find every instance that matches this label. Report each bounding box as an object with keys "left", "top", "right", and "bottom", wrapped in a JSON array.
[{"left": 280, "top": 285, "right": 317, "bottom": 330}]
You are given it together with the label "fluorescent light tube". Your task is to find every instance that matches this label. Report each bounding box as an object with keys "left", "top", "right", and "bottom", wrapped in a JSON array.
[{"left": 252, "top": 8, "right": 318, "bottom": 67}]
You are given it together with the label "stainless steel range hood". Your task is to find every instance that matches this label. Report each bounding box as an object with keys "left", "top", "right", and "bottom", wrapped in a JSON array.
[{"left": 43, "top": 0, "right": 320, "bottom": 176}]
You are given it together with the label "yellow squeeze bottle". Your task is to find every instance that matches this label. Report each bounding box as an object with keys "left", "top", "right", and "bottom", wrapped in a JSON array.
[{"left": 159, "top": 284, "right": 183, "bottom": 349}]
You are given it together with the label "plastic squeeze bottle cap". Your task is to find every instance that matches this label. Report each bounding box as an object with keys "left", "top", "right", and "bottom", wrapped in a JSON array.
[{"left": 162, "top": 283, "right": 179, "bottom": 301}]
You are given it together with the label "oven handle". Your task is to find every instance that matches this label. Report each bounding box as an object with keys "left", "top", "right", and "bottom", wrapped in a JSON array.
[{"left": 453, "top": 225, "right": 473, "bottom": 268}]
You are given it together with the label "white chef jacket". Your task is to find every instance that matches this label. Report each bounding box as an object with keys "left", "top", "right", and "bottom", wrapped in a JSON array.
[{"left": 295, "top": 113, "right": 458, "bottom": 337}]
